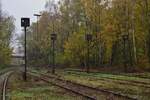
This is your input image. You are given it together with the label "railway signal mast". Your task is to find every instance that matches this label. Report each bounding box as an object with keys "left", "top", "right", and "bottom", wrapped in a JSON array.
[
  {"left": 21, "top": 18, "right": 30, "bottom": 81},
  {"left": 51, "top": 33, "right": 57, "bottom": 74},
  {"left": 122, "top": 34, "right": 128, "bottom": 72},
  {"left": 85, "top": 34, "right": 92, "bottom": 73}
]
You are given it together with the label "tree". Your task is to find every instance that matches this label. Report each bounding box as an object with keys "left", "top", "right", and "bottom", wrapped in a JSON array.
[
  {"left": 0, "top": 1, "right": 15, "bottom": 68},
  {"left": 21, "top": 0, "right": 150, "bottom": 71}
]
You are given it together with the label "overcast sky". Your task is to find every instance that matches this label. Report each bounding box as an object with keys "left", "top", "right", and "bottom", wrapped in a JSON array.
[
  {"left": 2, "top": 0, "right": 48, "bottom": 34},
  {"left": 1, "top": 0, "right": 50, "bottom": 53}
]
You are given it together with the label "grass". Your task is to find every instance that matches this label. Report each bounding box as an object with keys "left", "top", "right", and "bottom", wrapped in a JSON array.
[
  {"left": 30, "top": 68, "right": 150, "bottom": 100},
  {"left": 31, "top": 67, "right": 150, "bottom": 83},
  {"left": 59, "top": 71, "right": 150, "bottom": 100},
  {"left": 8, "top": 72, "right": 84, "bottom": 100},
  {"left": 124, "top": 72, "right": 150, "bottom": 79},
  {"left": 64, "top": 70, "right": 150, "bottom": 84},
  {"left": 9, "top": 86, "right": 83, "bottom": 100},
  {"left": 64, "top": 68, "right": 150, "bottom": 79}
]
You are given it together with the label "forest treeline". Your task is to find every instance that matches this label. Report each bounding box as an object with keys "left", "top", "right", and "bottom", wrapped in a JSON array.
[
  {"left": 24, "top": 0, "right": 150, "bottom": 72},
  {"left": 0, "top": 1, "right": 15, "bottom": 68}
]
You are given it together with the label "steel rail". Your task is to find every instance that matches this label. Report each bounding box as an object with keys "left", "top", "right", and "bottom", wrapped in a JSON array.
[
  {"left": 1, "top": 72, "right": 13, "bottom": 100},
  {"left": 67, "top": 72, "right": 150, "bottom": 88},
  {"left": 29, "top": 71, "right": 137, "bottom": 100}
]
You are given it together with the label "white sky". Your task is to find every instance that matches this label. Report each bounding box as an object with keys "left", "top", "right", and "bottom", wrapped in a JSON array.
[
  {"left": 1, "top": 0, "right": 50, "bottom": 53},
  {"left": 1, "top": 0, "right": 49, "bottom": 34}
]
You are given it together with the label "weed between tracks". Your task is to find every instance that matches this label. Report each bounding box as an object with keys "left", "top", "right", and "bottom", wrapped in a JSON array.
[
  {"left": 64, "top": 72, "right": 150, "bottom": 99},
  {"left": 32, "top": 69, "right": 150, "bottom": 100},
  {"left": 7, "top": 72, "right": 85, "bottom": 100},
  {"left": 61, "top": 71, "right": 150, "bottom": 100}
]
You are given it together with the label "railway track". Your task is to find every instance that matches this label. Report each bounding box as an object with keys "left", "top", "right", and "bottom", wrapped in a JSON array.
[
  {"left": 65, "top": 69, "right": 150, "bottom": 79},
  {"left": 0, "top": 67, "right": 16, "bottom": 76},
  {"left": 65, "top": 70, "right": 150, "bottom": 84},
  {"left": 1, "top": 71, "right": 13, "bottom": 100},
  {"left": 67, "top": 72, "right": 150, "bottom": 89},
  {"left": 29, "top": 71, "right": 137, "bottom": 100}
]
